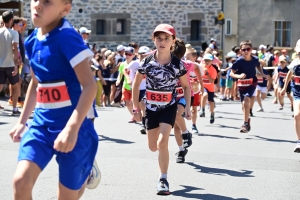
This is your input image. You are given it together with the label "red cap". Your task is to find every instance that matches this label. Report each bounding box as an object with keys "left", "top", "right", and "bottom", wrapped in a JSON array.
[
  {"left": 153, "top": 24, "right": 176, "bottom": 37},
  {"left": 281, "top": 49, "right": 287, "bottom": 53}
]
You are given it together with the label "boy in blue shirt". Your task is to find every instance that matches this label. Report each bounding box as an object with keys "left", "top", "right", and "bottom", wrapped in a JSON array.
[
  {"left": 8, "top": 0, "right": 99, "bottom": 199},
  {"left": 230, "top": 40, "right": 267, "bottom": 133}
]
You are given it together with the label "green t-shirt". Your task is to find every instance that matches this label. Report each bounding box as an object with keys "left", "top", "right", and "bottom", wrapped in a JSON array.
[{"left": 119, "top": 62, "right": 131, "bottom": 90}]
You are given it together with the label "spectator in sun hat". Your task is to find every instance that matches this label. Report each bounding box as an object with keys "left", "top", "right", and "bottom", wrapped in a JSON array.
[
  {"left": 258, "top": 44, "right": 266, "bottom": 59},
  {"left": 79, "top": 27, "right": 91, "bottom": 48}
]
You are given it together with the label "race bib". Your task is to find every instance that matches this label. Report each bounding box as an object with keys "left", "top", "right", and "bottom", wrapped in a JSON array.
[
  {"left": 146, "top": 89, "right": 172, "bottom": 105},
  {"left": 294, "top": 76, "right": 300, "bottom": 85},
  {"left": 176, "top": 86, "right": 184, "bottom": 98},
  {"left": 36, "top": 81, "right": 72, "bottom": 109},
  {"left": 257, "top": 78, "right": 263, "bottom": 83},
  {"left": 238, "top": 78, "right": 253, "bottom": 87},
  {"left": 279, "top": 72, "right": 287, "bottom": 78}
]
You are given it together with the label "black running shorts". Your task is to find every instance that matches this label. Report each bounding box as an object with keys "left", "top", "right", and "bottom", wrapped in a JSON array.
[{"left": 145, "top": 103, "right": 177, "bottom": 130}]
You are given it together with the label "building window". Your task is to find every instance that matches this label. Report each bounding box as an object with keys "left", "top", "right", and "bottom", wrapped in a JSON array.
[
  {"left": 225, "top": 19, "right": 232, "bottom": 35},
  {"left": 96, "top": 20, "right": 105, "bottom": 35},
  {"left": 274, "top": 21, "right": 291, "bottom": 47},
  {"left": 190, "top": 20, "right": 200, "bottom": 40},
  {"left": 116, "top": 19, "right": 126, "bottom": 35}
]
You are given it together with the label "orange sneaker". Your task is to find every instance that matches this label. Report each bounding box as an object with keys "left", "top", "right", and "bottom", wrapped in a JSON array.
[
  {"left": 7, "top": 98, "right": 13, "bottom": 106},
  {"left": 17, "top": 101, "right": 24, "bottom": 108}
]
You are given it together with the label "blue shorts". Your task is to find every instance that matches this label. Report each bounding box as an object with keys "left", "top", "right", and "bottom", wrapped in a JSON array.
[
  {"left": 177, "top": 97, "right": 186, "bottom": 107},
  {"left": 239, "top": 86, "right": 256, "bottom": 102},
  {"left": 220, "top": 78, "right": 226, "bottom": 87},
  {"left": 18, "top": 122, "right": 98, "bottom": 190}
]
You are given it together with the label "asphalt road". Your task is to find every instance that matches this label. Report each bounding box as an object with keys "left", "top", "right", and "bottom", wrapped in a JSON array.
[{"left": 0, "top": 95, "right": 299, "bottom": 200}]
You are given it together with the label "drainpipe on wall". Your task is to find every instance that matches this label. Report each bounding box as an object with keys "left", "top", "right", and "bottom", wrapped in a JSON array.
[{"left": 221, "top": 0, "right": 224, "bottom": 63}]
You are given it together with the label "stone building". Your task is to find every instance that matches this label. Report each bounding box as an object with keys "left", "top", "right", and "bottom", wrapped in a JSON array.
[
  {"left": 224, "top": 0, "right": 300, "bottom": 55},
  {"left": 0, "top": 0, "right": 223, "bottom": 51}
]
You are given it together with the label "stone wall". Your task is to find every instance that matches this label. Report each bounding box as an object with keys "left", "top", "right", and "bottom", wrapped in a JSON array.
[{"left": 22, "top": 0, "right": 222, "bottom": 51}]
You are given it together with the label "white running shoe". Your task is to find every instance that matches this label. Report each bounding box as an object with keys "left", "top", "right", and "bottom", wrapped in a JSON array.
[
  {"left": 294, "top": 143, "right": 300, "bottom": 153},
  {"left": 257, "top": 107, "right": 264, "bottom": 112},
  {"left": 86, "top": 160, "right": 101, "bottom": 189}
]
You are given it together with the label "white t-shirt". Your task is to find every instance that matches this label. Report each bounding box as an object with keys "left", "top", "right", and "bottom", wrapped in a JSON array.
[
  {"left": 0, "top": 27, "right": 19, "bottom": 67},
  {"left": 127, "top": 60, "right": 146, "bottom": 90}
]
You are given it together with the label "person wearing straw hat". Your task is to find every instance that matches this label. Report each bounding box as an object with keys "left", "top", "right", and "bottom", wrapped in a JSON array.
[{"left": 280, "top": 39, "right": 300, "bottom": 153}]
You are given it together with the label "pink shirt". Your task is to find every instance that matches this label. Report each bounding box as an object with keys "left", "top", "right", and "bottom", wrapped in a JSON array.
[{"left": 176, "top": 60, "right": 194, "bottom": 97}]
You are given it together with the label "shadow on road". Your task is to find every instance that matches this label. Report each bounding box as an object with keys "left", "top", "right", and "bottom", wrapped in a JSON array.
[
  {"left": 206, "top": 123, "right": 241, "bottom": 130},
  {"left": 0, "top": 122, "right": 8, "bottom": 125},
  {"left": 186, "top": 162, "right": 254, "bottom": 178},
  {"left": 172, "top": 185, "right": 249, "bottom": 200},
  {"left": 217, "top": 116, "right": 241, "bottom": 121},
  {"left": 199, "top": 133, "right": 240, "bottom": 140},
  {"left": 246, "top": 135, "right": 295, "bottom": 144},
  {"left": 98, "top": 135, "right": 135, "bottom": 144}
]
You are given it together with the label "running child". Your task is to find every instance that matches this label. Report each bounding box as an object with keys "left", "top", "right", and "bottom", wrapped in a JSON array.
[
  {"left": 199, "top": 53, "right": 217, "bottom": 124},
  {"left": 132, "top": 24, "right": 191, "bottom": 195},
  {"left": 9, "top": 0, "right": 99, "bottom": 199},
  {"left": 280, "top": 39, "right": 300, "bottom": 152},
  {"left": 230, "top": 40, "right": 267, "bottom": 133},
  {"left": 255, "top": 59, "right": 268, "bottom": 112},
  {"left": 276, "top": 56, "right": 293, "bottom": 111},
  {"left": 185, "top": 48, "right": 204, "bottom": 134},
  {"left": 172, "top": 39, "right": 202, "bottom": 164}
]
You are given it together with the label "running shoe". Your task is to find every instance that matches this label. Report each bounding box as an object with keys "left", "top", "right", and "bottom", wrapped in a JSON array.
[
  {"left": 7, "top": 98, "right": 13, "bottom": 106},
  {"left": 240, "top": 124, "right": 249, "bottom": 133},
  {"left": 279, "top": 105, "right": 283, "bottom": 110},
  {"left": 17, "top": 101, "right": 24, "bottom": 108},
  {"left": 250, "top": 110, "right": 254, "bottom": 117},
  {"left": 128, "top": 118, "right": 136, "bottom": 123},
  {"left": 210, "top": 113, "right": 215, "bottom": 124},
  {"left": 140, "top": 128, "right": 146, "bottom": 134},
  {"left": 12, "top": 110, "right": 21, "bottom": 116},
  {"left": 86, "top": 160, "right": 101, "bottom": 189},
  {"left": 257, "top": 107, "right": 264, "bottom": 112},
  {"left": 294, "top": 142, "right": 300, "bottom": 153},
  {"left": 191, "top": 124, "right": 199, "bottom": 134},
  {"left": 157, "top": 178, "right": 170, "bottom": 195},
  {"left": 267, "top": 93, "right": 272, "bottom": 96},
  {"left": 176, "top": 148, "right": 188, "bottom": 163},
  {"left": 273, "top": 99, "right": 278, "bottom": 104},
  {"left": 182, "top": 132, "right": 192, "bottom": 148},
  {"left": 199, "top": 110, "right": 205, "bottom": 117}
]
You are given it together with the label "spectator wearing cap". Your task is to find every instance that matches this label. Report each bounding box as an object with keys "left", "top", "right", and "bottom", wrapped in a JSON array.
[
  {"left": 251, "top": 50, "right": 258, "bottom": 57},
  {"left": 258, "top": 44, "right": 266, "bottom": 59},
  {"left": 0, "top": 11, "right": 20, "bottom": 113},
  {"left": 281, "top": 49, "right": 290, "bottom": 63},
  {"left": 104, "top": 50, "right": 112, "bottom": 59},
  {"left": 79, "top": 27, "right": 91, "bottom": 48},
  {"left": 115, "top": 45, "right": 125, "bottom": 64},
  {"left": 208, "top": 38, "right": 218, "bottom": 51}
]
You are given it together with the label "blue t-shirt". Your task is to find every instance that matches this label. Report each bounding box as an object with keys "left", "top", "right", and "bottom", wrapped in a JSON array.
[
  {"left": 277, "top": 66, "right": 289, "bottom": 87},
  {"left": 289, "top": 60, "right": 300, "bottom": 98},
  {"left": 232, "top": 56, "right": 259, "bottom": 88},
  {"left": 25, "top": 19, "right": 94, "bottom": 129}
]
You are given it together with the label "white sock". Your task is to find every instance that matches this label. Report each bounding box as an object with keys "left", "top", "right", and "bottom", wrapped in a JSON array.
[
  {"left": 182, "top": 130, "right": 189, "bottom": 134},
  {"left": 159, "top": 173, "right": 167, "bottom": 180},
  {"left": 179, "top": 145, "right": 185, "bottom": 151}
]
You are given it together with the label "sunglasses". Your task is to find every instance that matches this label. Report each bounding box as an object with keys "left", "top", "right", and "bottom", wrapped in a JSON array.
[
  {"left": 125, "top": 53, "right": 133, "bottom": 56},
  {"left": 18, "top": 23, "right": 23, "bottom": 26},
  {"left": 241, "top": 48, "right": 251, "bottom": 52}
]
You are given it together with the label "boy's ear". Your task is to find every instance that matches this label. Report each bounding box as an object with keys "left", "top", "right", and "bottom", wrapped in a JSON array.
[{"left": 62, "top": 3, "right": 72, "bottom": 16}]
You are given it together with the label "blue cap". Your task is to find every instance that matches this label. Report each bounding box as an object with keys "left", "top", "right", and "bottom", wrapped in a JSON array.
[{"left": 203, "top": 54, "right": 214, "bottom": 60}]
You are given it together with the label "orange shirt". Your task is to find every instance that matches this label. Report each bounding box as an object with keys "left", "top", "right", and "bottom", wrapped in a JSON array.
[{"left": 202, "top": 65, "right": 217, "bottom": 92}]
